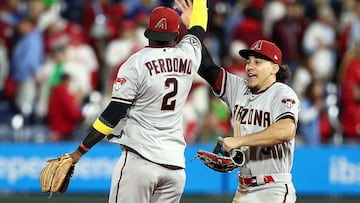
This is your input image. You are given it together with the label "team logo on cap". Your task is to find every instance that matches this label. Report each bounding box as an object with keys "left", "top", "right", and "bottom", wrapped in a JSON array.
[
  {"left": 155, "top": 18, "right": 167, "bottom": 30},
  {"left": 251, "top": 40, "right": 263, "bottom": 50}
]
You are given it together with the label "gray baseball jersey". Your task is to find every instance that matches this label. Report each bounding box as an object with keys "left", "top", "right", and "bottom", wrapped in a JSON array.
[
  {"left": 215, "top": 70, "right": 300, "bottom": 176},
  {"left": 108, "top": 34, "right": 202, "bottom": 168}
]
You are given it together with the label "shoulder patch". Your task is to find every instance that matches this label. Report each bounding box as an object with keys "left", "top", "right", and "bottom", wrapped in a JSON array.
[
  {"left": 281, "top": 98, "right": 296, "bottom": 108},
  {"left": 113, "top": 78, "right": 126, "bottom": 91}
]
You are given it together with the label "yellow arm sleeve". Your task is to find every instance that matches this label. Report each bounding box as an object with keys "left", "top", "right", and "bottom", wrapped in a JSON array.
[
  {"left": 92, "top": 118, "right": 113, "bottom": 135},
  {"left": 189, "top": 0, "right": 208, "bottom": 31}
]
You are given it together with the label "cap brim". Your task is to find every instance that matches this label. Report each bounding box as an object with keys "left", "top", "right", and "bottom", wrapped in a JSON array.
[
  {"left": 239, "top": 49, "right": 272, "bottom": 62},
  {"left": 144, "top": 29, "right": 178, "bottom": 42}
]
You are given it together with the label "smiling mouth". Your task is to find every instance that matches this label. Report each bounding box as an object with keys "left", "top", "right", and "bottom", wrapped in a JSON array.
[{"left": 247, "top": 73, "right": 257, "bottom": 79}]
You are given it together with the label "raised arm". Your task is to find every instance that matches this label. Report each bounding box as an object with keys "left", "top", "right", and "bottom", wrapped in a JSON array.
[
  {"left": 174, "top": 0, "right": 207, "bottom": 42},
  {"left": 175, "top": 0, "right": 222, "bottom": 89}
]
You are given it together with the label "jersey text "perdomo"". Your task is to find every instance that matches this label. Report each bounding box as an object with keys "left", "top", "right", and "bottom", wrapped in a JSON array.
[{"left": 145, "top": 57, "right": 193, "bottom": 76}]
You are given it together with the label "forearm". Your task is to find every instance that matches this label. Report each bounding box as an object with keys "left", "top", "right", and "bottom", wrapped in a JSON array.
[
  {"left": 198, "top": 45, "right": 221, "bottom": 87},
  {"left": 77, "top": 101, "right": 131, "bottom": 154},
  {"left": 224, "top": 119, "right": 296, "bottom": 151}
]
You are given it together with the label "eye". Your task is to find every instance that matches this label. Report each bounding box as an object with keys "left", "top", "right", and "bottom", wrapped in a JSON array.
[{"left": 254, "top": 59, "right": 262, "bottom": 65}]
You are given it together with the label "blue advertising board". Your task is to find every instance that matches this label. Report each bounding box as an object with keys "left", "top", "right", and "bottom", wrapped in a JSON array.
[{"left": 0, "top": 142, "right": 359, "bottom": 196}]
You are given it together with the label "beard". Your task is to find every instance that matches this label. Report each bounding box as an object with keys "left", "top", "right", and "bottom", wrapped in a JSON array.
[{"left": 248, "top": 85, "right": 260, "bottom": 93}]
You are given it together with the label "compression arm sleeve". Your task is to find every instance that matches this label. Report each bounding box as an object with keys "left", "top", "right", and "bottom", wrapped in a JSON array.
[
  {"left": 198, "top": 44, "right": 221, "bottom": 87},
  {"left": 188, "top": 26, "right": 205, "bottom": 42},
  {"left": 189, "top": 0, "right": 208, "bottom": 31},
  {"left": 77, "top": 101, "right": 131, "bottom": 154}
]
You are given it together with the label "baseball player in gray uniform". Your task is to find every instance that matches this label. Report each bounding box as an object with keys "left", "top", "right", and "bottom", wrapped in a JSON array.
[
  {"left": 198, "top": 39, "right": 299, "bottom": 202},
  {"left": 67, "top": 0, "right": 209, "bottom": 202}
]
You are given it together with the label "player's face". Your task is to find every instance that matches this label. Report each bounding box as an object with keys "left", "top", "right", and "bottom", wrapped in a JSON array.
[{"left": 245, "top": 56, "right": 278, "bottom": 92}]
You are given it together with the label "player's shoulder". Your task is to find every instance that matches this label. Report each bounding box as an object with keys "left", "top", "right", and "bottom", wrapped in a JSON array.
[
  {"left": 122, "top": 48, "right": 148, "bottom": 64},
  {"left": 177, "top": 34, "right": 202, "bottom": 49},
  {"left": 273, "top": 82, "right": 294, "bottom": 90},
  {"left": 272, "top": 82, "right": 299, "bottom": 99}
]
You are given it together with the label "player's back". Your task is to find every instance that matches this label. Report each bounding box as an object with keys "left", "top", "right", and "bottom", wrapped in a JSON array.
[
  {"left": 126, "top": 46, "right": 197, "bottom": 133},
  {"left": 111, "top": 34, "right": 202, "bottom": 167}
]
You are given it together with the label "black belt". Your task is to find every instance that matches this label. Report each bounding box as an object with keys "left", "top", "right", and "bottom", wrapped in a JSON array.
[{"left": 121, "top": 145, "right": 183, "bottom": 170}]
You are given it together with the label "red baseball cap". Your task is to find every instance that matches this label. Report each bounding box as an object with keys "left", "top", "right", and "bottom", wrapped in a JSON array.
[
  {"left": 144, "top": 6, "right": 180, "bottom": 42},
  {"left": 239, "top": 40, "right": 282, "bottom": 66}
]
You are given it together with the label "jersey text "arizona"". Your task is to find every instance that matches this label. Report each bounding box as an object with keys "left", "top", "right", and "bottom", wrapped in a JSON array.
[
  {"left": 145, "top": 58, "right": 192, "bottom": 76},
  {"left": 235, "top": 105, "right": 271, "bottom": 127}
]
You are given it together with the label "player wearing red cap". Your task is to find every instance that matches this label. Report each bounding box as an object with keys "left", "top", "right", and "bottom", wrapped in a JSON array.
[
  {"left": 60, "top": 0, "right": 209, "bottom": 202},
  {"left": 198, "top": 39, "right": 299, "bottom": 202},
  {"left": 174, "top": 1, "right": 299, "bottom": 200}
]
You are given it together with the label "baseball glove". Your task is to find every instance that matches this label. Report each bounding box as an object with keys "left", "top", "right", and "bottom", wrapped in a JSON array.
[
  {"left": 196, "top": 137, "right": 245, "bottom": 173},
  {"left": 40, "top": 154, "right": 75, "bottom": 198}
]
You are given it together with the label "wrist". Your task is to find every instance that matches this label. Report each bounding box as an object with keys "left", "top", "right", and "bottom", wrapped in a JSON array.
[{"left": 77, "top": 142, "right": 89, "bottom": 154}]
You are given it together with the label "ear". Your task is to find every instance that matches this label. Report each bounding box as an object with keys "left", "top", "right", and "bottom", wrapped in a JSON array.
[{"left": 272, "top": 64, "right": 280, "bottom": 74}]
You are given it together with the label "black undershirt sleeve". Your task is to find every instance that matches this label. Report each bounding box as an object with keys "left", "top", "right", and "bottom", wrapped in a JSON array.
[
  {"left": 100, "top": 101, "right": 131, "bottom": 128},
  {"left": 187, "top": 26, "right": 205, "bottom": 43},
  {"left": 197, "top": 44, "right": 221, "bottom": 87},
  {"left": 78, "top": 101, "right": 131, "bottom": 153}
]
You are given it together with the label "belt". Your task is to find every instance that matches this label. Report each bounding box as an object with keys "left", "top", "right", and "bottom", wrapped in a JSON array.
[{"left": 238, "top": 175, "right": 275, "bottom": 187}]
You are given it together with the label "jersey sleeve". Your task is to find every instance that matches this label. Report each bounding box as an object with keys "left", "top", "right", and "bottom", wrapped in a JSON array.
[
  {"left": 111, "top": 57, "right": 139, "bottom": 105},
  {"left": 212, "top": 70, "right": 248, "bottom": 108},
  {"left": 271, "top": 86, "right": 300, "bottom": 125},
  {"left": 177, "top": 34, "right": 202, "bottom": 71}
]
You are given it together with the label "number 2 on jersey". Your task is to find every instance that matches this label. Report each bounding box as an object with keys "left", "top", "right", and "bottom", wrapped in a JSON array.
[{"left": 161, "top": 78, "right": 178, "bottom": 110}]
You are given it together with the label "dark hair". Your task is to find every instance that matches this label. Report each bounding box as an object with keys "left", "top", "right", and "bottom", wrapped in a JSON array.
[
  {"left": 276, "top": 64, "right": 292, "bottom": 83},
  {"left": 60, "top": 73, "right": 71, "bottom": 82},
  {"left": 149, "top": 37, "right": 178, "bottom": 46}
]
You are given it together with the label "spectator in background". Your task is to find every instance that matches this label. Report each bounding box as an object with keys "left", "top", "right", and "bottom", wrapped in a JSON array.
[
  {"left": 82, "top": 0, "right": 125, "bottom": 42},
  {"left": 0, "top": 7, "right": 15, "bottom": 54},
  {"left": 42, "top": 9, "right": 85, "bottom": 55},
  {"left": 207, "top": 1, "right": 229, "bottom": 66},
  {"left": 48, "top": 73, "right": 84, "bottom": 142},
  {"left": 81, "top": 0, "right": 126, "bottom": 90},
  {"left": 347, "top": 0, "right": 360, "bottom": 49},
  {"left": 231, "top": 5, "right": 265, "bottom": 48},
  {"left": 292, "top": 54, "right": 315, "bottom": 98},
  {"left": 302, "top": 5, "right": 337, "bottom": 83},
  {"left": 104, "top": 19, "right": 143, "bottom": 93},
  {"left": 224, "top": 40, "right": 247, "bottom": 78},
  {"left": 66, "top": 31, "right": 99, "bottom": 92},
  {"left": 35, "top": 45, "right": 67, "bottom": 119},
  {"left": 262, "top": 0, "right": 287, "bottom": 39},
  {"left": 339, "top": 44, "right": 360, "bottom": 143},
  {"left": 0, "top": 40, "right": 9, "bottom": 97},
  {"left": 27, "top": 0, "right": 47, "bottom": 26},
  {"left": 11, "top": 16, "right": 44, "bottom": 120},
  {"left": 336, "top": 0, "right": 358, "bottom": 57},
  {"left": 271, "top": 1, "right": 306, "bottom": 75},
  {"left": 299, "top": 79, "right": 331, "bottom": 145},
  {"left": 133, "top": 11, "right": 150, "bottom": 47}
]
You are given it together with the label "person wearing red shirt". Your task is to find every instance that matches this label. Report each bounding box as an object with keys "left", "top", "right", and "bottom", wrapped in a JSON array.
[
  {"left": 340, "top": 44, "right": 360, "bottom": 143},
  {"left": 48, "top": 73, "right": 84, "bottom": 141}
]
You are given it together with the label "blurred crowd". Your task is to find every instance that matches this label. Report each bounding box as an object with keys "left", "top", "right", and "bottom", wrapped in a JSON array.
[{"left": 0, "top": 0, "right": 360, "bottom": 145}]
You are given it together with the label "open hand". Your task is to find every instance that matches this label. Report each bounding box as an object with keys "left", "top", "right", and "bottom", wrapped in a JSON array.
[{"left": 174, "top": 0, "right": 193, "bottom": 28}]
